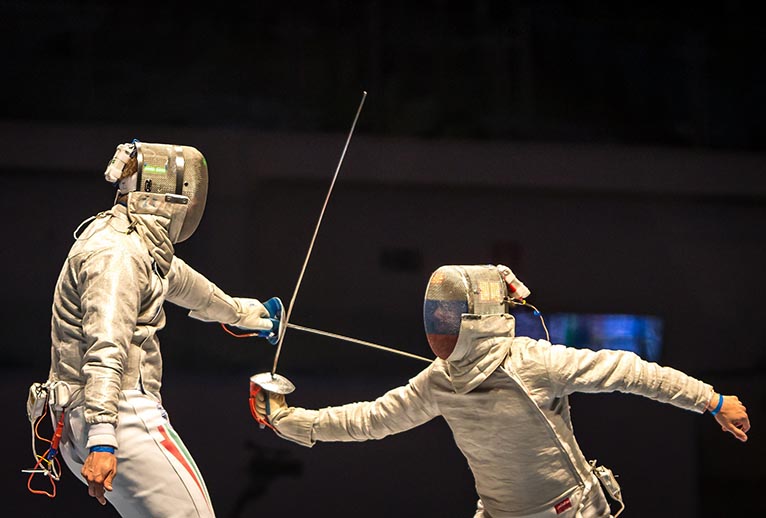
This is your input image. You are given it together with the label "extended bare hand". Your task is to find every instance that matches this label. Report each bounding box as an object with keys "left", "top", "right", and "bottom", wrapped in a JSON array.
[
  {"left": 709, "top": 394, "right": 750, "bottom": 442},
  {"left": 81, "top": 451, "right": 117, "bottom": 505}
]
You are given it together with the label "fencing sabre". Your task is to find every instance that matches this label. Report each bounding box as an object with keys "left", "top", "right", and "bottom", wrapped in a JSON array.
[
  {"left": 223, "top": 311, "right": 432, "bottom": 364},
  {"left": 249, "top": 91, "right": 367, "bottom": 399},
  {"left": 286, "top": 323, "right": 431, "bottom": 363}
]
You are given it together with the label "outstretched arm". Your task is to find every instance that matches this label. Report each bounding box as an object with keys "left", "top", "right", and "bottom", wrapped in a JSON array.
[
  {"left": 255, "top": 368, "right": 439, "bottom": 447},
  {"left": 539, "top": 341, "right": 751, "bottom": 441},
  {"left": 706, "top": 393, "right": 750, "bottom": 442},
  {"left": 542, "top": 342, "right": 714, "bottom": 412},
  {"left": 165, "top": 256, "right": 271, "bottom": 330}
]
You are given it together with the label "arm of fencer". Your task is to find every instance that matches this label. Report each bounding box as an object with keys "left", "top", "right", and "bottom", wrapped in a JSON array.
[
  {"left": 79, "top": 248, "right": 147, "bottom": 448},
  {"left": 271, "top": 368, "right": 439, "bottom": 447},
  {"left": 166, "top": 256, "right": 268, "bottom": 328},
  {"left": 540, "top": 341, "right": 714, "bottom": 413}
]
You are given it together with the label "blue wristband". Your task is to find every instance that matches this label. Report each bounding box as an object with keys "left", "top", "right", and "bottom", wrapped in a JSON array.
[
  {"left": 710, "top": 394, "right": 724, "bottom": 416},
  {"left": 90, "top": 445, "right": 116, "bottom": 454}
]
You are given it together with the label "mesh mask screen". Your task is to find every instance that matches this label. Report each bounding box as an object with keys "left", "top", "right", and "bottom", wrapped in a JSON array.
[{"left": 423, "top": 265, "right": 509, "bottom": 359}]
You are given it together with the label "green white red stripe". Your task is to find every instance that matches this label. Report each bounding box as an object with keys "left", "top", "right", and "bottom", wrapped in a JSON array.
[{"left": 158, "top": 424, "right": 213, "bottom": 512}]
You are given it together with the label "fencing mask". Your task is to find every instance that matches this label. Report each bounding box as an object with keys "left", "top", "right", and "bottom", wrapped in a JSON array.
[
  {"left": 423, "top": 264, "right": 531, "bottom": 359},
  {"left": 104, "top": 140, "right": 208, "bottom": 243}
]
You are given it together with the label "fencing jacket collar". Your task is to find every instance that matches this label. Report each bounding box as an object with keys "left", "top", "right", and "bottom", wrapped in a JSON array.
[
  {"left": 122, "top": 195, "right": 175, "bottom": 277},
  {"left": 446, "top": 314, "right": 515, "bottom": 394}
]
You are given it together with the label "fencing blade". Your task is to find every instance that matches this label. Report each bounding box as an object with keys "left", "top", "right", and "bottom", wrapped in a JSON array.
[
  {"left": 271, "top": 90, "right": 368, "bottom": 376},
  {"left": 286, "top": 323, "right": 432, "bottom": 363}
]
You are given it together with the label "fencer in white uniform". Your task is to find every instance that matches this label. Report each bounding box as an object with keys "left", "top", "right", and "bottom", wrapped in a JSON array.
[
  {"left": 255, "top": 264, "right": 750, "bottom": 518},
  {"left": 46, "top": 141, "right": 275, "bottom": 517}
]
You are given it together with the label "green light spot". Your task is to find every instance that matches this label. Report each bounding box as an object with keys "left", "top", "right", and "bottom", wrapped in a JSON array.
[{"left": 143, "top": 165, "right": 167, "bottom": 174}]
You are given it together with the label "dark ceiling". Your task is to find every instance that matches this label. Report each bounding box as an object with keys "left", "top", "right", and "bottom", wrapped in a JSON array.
[{"left": 3, "top": 1, "right": 764, "bottom": 150}]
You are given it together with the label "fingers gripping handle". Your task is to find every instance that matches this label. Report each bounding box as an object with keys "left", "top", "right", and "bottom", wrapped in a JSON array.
[
  {"left": 249, "top": 382, "right": 275, "bottom": 431},
  {"left": 249, "top": 372, "right": 295, "bottom": 430},
  {"left": 221, "top": 297, "right": 284, "bottom": 343},
  {"left": 256, "top": 297, "right": 285, "bottom": 345}
]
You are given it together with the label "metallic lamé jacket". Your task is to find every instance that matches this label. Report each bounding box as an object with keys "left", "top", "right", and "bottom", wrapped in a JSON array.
[
  {"left": 271, "top": 314, "right": 715, "bottom": 518},
  {"left": 49, "top": 204, "right": 245, "bottom": 447}
]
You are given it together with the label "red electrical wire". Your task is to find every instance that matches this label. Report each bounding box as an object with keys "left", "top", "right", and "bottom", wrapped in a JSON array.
[
  {"left": 26, "top": 404, "right": 64, "bottom": 498},
  {"left": 220, "top": 322, "right": 258, "bottom": 338}
]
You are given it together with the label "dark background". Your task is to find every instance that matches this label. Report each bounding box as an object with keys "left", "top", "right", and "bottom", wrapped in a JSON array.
[{"left": 1, "top": 1, "right": 764, "bottom": 517}]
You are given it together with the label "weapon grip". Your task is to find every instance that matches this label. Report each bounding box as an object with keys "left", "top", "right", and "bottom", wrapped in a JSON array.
[{"left": 249, "top": 382, "right": 275, "bottom": 431}]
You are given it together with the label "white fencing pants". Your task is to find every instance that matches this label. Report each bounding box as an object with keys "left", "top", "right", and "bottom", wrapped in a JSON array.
[
  {"left": 59, "top": 390, "right": 215, "bottom": 518},
  {"left": 472, "top": 474, "right": 612, "bottom": 517}
]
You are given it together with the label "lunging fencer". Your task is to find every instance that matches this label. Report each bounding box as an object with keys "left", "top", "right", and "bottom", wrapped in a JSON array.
[
  {"left": 254, "top": 264, "right": 750, "bottom": 518},
  {"left": 38, "top": 141, "right": 277, "bottom": 517}
]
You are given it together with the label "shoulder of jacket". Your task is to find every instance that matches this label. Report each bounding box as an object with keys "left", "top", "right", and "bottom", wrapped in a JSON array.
[
  {"left": 68, "top": 228, "right": 149, "bottom": 267},
  {"left": 410, "top": 360, "right": 444, "bottom": 387},
  {"left": 414, "top": 360, "right": 440, "bottom": 379},
  {"left": 509, "top": 337, "right": 553, "bottom": 367}
]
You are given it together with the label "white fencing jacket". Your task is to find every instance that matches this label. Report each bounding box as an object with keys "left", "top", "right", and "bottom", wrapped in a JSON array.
[
  {"left": 49, "top": 204, "right": 252, "bottom": 449},
  {"left": 271, "top": 314, "right": 714, "bottom": 517}
]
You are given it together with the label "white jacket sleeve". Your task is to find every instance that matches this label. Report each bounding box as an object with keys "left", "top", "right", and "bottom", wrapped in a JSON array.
[
  {"left": 77, "top": 247, "right": 147, "bottom": 447},
  {"left": 271, "top": 368, "right": 439, "bottom": 447},
  {"left": 165, "top": 256, "right": 243, "bottom": 324},
  {"left": 539, "top": 341, "right": 714, "bottom": 413}
]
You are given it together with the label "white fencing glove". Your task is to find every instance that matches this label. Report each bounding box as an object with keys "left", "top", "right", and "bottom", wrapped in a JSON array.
[{"left": 232, "top": 298, "right": 272, "bottom": 331}]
